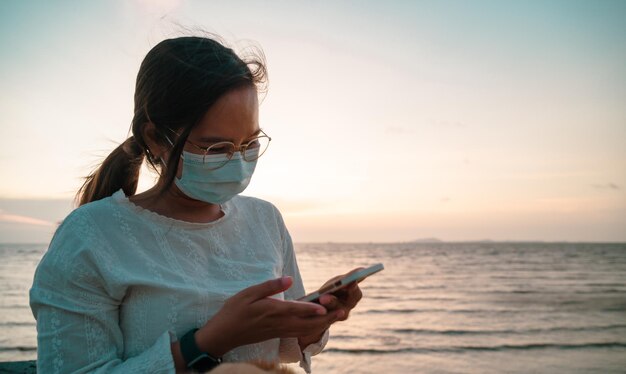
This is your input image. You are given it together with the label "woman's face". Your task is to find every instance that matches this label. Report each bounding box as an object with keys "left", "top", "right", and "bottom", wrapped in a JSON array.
[{"left": 171, "top": 85, "right": 260, "bottom": 179}]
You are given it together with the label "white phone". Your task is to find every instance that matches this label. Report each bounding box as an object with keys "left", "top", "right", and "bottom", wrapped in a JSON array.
[{"left": 297, "top": 263, "right": 384, "bottom": 303}]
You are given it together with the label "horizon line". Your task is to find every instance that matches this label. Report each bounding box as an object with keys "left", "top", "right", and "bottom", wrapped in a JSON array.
[{"left": 2, "top": 240, "right": 625, "bottom": 246}]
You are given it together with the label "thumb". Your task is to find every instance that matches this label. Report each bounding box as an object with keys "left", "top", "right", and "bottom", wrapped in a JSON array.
[{"left": 237, "top": 276, "right": 293, "bottom": 302}]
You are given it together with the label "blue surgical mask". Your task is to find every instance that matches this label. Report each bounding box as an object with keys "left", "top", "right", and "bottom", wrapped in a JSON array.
[{"left": 173, "top": 150, "right": 258, "bottom": 204}]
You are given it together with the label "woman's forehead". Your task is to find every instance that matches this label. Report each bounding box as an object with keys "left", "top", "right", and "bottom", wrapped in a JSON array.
[
  {"left": 193, "top": 128, "right": 262, "bottom": 143},
  {"left": 191, "top": 87, "right": 259, "bottom": 142}
]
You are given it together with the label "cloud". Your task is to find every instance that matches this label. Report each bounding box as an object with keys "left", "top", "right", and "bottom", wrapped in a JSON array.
[
  {"left": 591, "top": 183, "right": 620, "bottom": 190},
  {"left": 503, "top": 171, "right": 594, "bottom": 180},
  {"left": 0, "top": 211, "right": 56, "bottom": 226}
]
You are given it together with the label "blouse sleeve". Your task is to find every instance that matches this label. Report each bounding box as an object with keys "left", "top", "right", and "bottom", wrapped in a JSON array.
[
  {"left": 274, "top": 208, "right": 329, "bottom": 374},
  {"left": 29, "top": 211, "right": 176, "bottom": 373}
]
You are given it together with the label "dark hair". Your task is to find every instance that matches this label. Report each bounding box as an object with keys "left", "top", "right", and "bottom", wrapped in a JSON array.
[{"left": 77, "top": 35, "right": 268, "bottom": 206}]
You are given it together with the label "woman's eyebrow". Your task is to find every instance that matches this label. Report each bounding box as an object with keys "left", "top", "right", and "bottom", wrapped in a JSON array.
[{"left": 198, "top": 128, "right": 262, "bottom": 143}]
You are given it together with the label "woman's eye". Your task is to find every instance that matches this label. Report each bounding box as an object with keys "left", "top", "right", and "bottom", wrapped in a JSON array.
[{"left": 208, "top": 146, "right": 229, "bottom": 154}]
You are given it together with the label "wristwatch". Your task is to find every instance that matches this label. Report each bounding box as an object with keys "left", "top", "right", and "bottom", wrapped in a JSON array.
[{"left": 180, "top": 328, "right": 223, "bottom": 372}]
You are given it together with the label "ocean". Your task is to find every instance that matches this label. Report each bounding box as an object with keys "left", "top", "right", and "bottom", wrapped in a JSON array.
[{"left": 1, "top": 242, "right": 625, "bottom": 373}]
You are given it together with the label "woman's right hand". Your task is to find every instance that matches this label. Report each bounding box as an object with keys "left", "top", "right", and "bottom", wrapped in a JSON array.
[{"left": 194, "top": 276, "right": 341, "bottom": 356}]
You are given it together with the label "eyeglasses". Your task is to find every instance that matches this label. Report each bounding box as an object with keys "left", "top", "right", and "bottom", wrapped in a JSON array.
[{"left": 167, "top": 128, "right": 272, "bottom": 170}]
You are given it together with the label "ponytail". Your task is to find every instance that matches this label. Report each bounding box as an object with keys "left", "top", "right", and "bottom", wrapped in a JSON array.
[{"left": 76, "top": 136, "right": 145, "bottom": 206}]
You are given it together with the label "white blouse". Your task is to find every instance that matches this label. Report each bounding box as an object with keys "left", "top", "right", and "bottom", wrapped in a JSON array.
[{"left": 29, "top": 189, "right": 328, "bottom": 373}]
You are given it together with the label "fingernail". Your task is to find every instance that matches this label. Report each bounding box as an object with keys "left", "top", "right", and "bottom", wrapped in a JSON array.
[
  {"left": 337, "top": 310, "right": 345, "bottom": 318},
  {"left": 316, "top": 308, "right": 327, "bottom": 315},
  {"left": 281, "top": 276, "right": 292, "bottom": 287}
]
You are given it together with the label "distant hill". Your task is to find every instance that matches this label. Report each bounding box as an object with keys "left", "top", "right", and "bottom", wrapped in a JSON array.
[{"left": 410, "top": 237, "right": 444, "bottom": 243}]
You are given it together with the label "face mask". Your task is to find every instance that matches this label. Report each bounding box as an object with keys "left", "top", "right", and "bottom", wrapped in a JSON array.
[
  {"left": 174, "top": 150, "right": 257, "bottom": 204},
  {"left": 164, "top": 136, "right": 258, "bottom": 204}
]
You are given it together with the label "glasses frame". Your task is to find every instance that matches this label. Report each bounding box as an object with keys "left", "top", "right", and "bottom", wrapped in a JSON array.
[{"left": 167, "top": 128, "right": 272, "bottom": 170}]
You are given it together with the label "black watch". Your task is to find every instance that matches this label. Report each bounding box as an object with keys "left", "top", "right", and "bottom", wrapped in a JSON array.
[{"left": 180, "top": 328, "right": 223, "bottom": 372}]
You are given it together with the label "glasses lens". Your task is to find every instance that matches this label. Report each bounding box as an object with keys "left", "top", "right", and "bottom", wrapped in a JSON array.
[
  {"left": 243, "top": 136, "right": 270, "bottom": 161},
  {"left": 202, "top": 142, "right": 236, "bottom": 170},
  {"left": 206, "top": 142, "right": 236, "bottom": 156}
]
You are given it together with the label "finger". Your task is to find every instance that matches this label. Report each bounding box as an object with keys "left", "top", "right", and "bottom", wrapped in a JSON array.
[
  {"left": 330, "top": 283, "right": 361, "bottom": 310},
  {"left": 297, "top": 309, "right": 345, "bottom": 333},
  {"left": 330, "top": 282, "right": 355, "bottom": 300},
  {"left": 329, "top": 309, "right": 346, "bottom": 322},
  {"left": 319, "top": 274, "right": 343, "bottom": 289},
  {"left": 349, "top": 287, "right": 363, "bottom": 308},
  {"left": 318, "top": 293, "right": 341, "bottom": 311},
  {"left": 346, "top": 285, "right": 363, "bottom": 309},
  {"left": 336, "top": 309, "right": 349, "bottom": 321},
  {"left": 255, "top": 299, "right": 328, "bottom": 321},
  {"left": 236, "top": 276, "right": 293, "bottom": 303},
  {"left": 280, "top": 314, "right": 332, "bottom": 338},
  {"left": 281, "top": 300, "right": 328, "bottom": 316}
]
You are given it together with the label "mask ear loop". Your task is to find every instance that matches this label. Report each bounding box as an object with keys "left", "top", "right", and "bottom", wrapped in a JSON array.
[
  {"left": 163, "top": 134, "right": 183, "bottom": 160},
  {"left": 144, "top": 109, "right": 180, "bottom": 166},
  {"left": 157, "top": 134, "right": 178, "bottom": 187}
]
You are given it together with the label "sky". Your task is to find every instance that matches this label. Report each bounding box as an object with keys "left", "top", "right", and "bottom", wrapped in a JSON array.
[{"left": 0, "top": 0, "right": 625, "bottom": 243}]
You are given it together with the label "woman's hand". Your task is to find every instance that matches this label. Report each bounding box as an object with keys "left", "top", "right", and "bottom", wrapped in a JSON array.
[
  {"left": 317, "top": 267, "right": 364, "bottom": 322},
  {"left": 194, "top": 276, "right": 343, "bottom": 357},
  {"left": 297, "top": 268, "right": 365, "bottom": 350}
]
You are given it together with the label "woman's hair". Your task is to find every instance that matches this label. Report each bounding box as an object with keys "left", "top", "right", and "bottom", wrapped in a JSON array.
[{"left": 76, "top": 34, "right": 267, "bottom": 206}]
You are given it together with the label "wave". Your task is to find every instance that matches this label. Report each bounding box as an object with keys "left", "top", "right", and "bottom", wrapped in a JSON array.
[
  {"left": 367, "top": 285, "right": 447, "bottom": 291},
  {"left": 0, "top": 346, "right": 37, "bottom": 352},
  {"left": 329, "top": 334, "right": 360, "bottom": 340},
  {"left": 1, "top": 292, "right": 28, "bottom": 297},
  {"left": 391, "top": 324, "right": 626, "bottom": 336},
  {"left": 364, "top": 296, "right": 456, "bottom": 302},
  {"left": 324, "top": 342, "right": 626, "bottom": 355},
  {"left": 572, "top": 289, "right": 626, "bottom": 294},
  {"left": 0, "top": 305, "right": 30, "bottom": 309},
  {"left": 363, "top": 308, "right": 535, "bottom": 314},
  {"left": 0, "top": 321, "right": 36, "bottom": 327},
  {"left": 583, "top": 283, "right": 626, "bottom": 288},
  {"left": 601, "top": 306, "right": 626, "bottom": 312},
  {"left": 471, "top": 289, "right": 626, "bottom": 295},
  {"left": 364, "top": 308, "right": 435, "bottom": 314}
]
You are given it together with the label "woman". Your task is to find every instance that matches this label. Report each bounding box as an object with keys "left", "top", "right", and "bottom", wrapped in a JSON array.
[{"left": 29, "top": 35, "right": 362, "bottom": 373}]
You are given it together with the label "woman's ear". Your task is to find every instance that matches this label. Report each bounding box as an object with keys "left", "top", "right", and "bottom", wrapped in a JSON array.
[{"left": 142, "top": 122, "right": 168, "bottom": 160}]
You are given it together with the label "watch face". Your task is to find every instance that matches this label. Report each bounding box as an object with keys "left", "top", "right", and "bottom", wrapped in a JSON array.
[
  {"left": 181, "top": 328, "right": 223, "bottom": 372},
  {"left": 190, "top": 353, "right": 222, "bottom": 372}
]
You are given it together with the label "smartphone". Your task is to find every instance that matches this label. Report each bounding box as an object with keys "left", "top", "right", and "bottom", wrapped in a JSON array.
[{"left": 297, "top": 263, "right": 384, "bottom": 303}]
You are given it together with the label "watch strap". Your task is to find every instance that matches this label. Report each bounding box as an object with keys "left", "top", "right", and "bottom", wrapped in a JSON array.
[{"left": 180, "top": 328, "right": 223, "bottom": 372}]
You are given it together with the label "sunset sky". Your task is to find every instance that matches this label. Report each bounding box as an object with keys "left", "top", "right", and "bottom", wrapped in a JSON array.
[{"left": 1, "top": 0, "right": 625, "bottom": 243}]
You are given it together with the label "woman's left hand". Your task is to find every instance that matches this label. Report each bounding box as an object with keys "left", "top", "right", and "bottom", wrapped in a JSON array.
[
  {"left": 317, "top": 267, "right": 364, "bottom": 322},
  {"left": 296, "top": 268, "right": 365, "bottom": 350}
]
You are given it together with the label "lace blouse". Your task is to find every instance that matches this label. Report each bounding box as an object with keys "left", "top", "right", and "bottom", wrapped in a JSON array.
[{"left": 29, "top": 189, "right": 328, "bottom": 373}]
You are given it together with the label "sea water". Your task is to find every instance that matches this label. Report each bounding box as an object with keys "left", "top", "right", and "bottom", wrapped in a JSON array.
[{"left": 1, "top": 242, "right": 625, "bottom": 373}]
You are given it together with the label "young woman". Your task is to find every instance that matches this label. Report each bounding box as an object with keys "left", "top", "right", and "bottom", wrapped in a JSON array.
[{"left": 29, "top": 35, "right": 362, "bottom": 373}]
